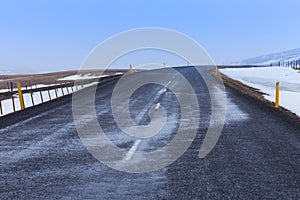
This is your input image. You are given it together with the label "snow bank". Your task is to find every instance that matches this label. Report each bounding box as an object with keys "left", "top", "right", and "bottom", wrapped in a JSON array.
[
  {"left": 220, "top": 67, "right": 300, "bottom": 116},
  {"left": 58, "top": 74, "right": 108, "bottom": 81}
]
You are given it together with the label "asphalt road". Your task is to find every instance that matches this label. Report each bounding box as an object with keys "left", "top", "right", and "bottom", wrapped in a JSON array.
[{"left": 0, "top": 67, "right": 299, "bottom": 199}]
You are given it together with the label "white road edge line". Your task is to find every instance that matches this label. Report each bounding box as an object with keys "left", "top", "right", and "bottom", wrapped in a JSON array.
[
  {"left": 155, "top": 102, "right": 161, "bottom": 110},
  {"left": 124, "top": 139, "right": 142, "bottom": 161}
]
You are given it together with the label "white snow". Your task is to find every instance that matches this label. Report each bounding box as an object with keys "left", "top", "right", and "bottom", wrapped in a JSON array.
[
  {"left": 58, "top": 74, "right": 108, "bottom": 81},
  {"left": 58, "top": 75, "right": 83, "bottom": 80},
  {"left": 31, "top": 84, "right": 59, "bottom": 89},
  {"left": 225, "top": 97, "right": 250, "bottom": 124},
  {"left": 0, "top": 88, "right": 10, "bottom": 93},
  {"left": 220, "top": 67, "right": 300, "bottom": 116}
]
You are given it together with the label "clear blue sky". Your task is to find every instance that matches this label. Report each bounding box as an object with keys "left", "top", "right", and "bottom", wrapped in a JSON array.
[{"left": 1, "top": 0, "right": 300, "bottom": 73}]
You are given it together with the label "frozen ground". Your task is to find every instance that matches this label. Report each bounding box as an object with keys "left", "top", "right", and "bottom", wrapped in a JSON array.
[{"left": 220, "top": 67, "right": 300, "bottom": 116}]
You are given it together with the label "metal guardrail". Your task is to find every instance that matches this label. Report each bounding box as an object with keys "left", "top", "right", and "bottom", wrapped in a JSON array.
[
  {"left": 0, "top": 81, "right": 83, "bottom": 116},
  {"left": 0, "top": 75, "right": 123, "bottom": 117}
]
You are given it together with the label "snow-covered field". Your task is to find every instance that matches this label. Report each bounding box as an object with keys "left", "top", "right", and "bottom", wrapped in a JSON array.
[
  {"left": 58, "top": 72, "right": 123, "bottom": 81},
  {"left": 58, "top": 74, "right": 108, "bottom": 81},
  {"left": 220, "top": 67, "right": 300, "bottom": 116}
]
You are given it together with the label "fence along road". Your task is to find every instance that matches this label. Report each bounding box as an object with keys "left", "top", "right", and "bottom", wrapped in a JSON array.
[
  {"left": 0, "top": 76, "right": 119, "bottom": 116},
  {"left": 0, "top": 66, "right": 299, "bottom": 199}
]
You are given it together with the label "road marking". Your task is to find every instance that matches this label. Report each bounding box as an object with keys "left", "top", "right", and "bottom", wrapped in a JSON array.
[
  {"left": 124, "top": 139, "right": 142, "bottom": 161},
  {"left": 155, "top": 102, "right": 161, "bottom": 109},
  {"left": 124, "top": 77, "right": 175, "bottom": 158}
]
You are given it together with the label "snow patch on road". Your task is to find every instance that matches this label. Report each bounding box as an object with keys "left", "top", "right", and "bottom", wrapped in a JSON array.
[{"left": 225, "top": 97, "right": 250, "bottom": 124}]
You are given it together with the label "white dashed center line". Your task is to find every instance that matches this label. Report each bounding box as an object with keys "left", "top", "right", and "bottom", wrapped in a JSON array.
[
  {"left": 123, "top": 78, "right": 175, "bottom": 161},
  {"left": 124, "top": 139, "right": 142, "bottom": 161},
  {"left": 155, "top": 102, "right": 161, "bottom": 110}
]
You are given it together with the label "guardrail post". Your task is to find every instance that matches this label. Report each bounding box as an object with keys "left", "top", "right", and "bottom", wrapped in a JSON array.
[
  {"left": 0, "top": 100, "right": 3, "bottom": 115},
  {"left": 39, "top": 91, "right": 44, "bottom": 103},
  {"left": 11, "top": 96, "right": 15, "bottom": 113},
  {"left": 275, "top": 81, "right": 280, "bottom": 108},
  {"left": 60, "top": 83, "right": 65, "bottom": 96},
  {"left": 71, "top": 83, "right": 74, "bottom": 92},
  {"left": 54, "top": 89, "right": 58, "bottom": 98},
  {"left": 30, "top": 92, "right": 35, "bottom": 106},
  {"left": 17, "top": 83, "right": 25, "bottom": 110},
  {"left": 10, "top": 82, "right": 14, "bottom": 92},
  {"left": 48, "top": 89, "right": 52, "bottom": 100},
  {"left": 6, "top": 82, "right": 10, "bottom": 92},
  {"left": 66, "top": 84, "right": 70, "bottom": 94},
  {"left": 30, "top": 83, "right": 35, "bottom": 106}
]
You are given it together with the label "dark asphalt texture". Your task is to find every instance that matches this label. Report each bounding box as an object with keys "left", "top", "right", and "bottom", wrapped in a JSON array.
[{"left": 0, "top": 67, "right": 299, "bottom": 199}]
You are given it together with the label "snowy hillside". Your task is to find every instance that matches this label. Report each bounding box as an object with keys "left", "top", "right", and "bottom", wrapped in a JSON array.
[{"left": 240, "top": 48, "right": 300, "bottom": 66}]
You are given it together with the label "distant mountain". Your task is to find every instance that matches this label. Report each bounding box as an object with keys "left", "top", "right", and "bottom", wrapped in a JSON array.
[{"left": 240, "top": 48, "right": 300, "bottom": 66}]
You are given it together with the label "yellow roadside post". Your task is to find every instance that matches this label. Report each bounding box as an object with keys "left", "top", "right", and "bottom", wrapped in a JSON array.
[
  {"left": 16, "top": 83, "right": 25, "bottom": 110},
  {"left": 130, "top": 64, "right": 133, "bottom": 74},
  {"left": 275, "top": 82, "right": 280, "bottom": 108},
  {"left": 215, "top": 66, "right": 219, "bottom": 76}
]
